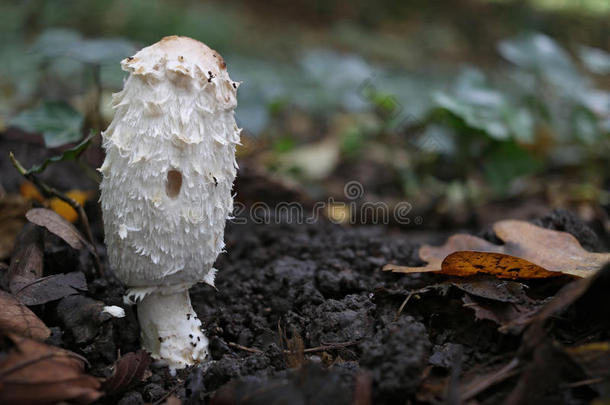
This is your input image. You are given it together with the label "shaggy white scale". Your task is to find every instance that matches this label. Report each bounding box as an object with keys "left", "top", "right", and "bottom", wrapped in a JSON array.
[{"left": 100, "top": 36, "right": 240, "bottom": 371}]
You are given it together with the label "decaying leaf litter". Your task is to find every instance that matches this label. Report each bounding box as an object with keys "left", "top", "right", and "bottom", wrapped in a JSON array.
[{"left": 1, "top": 167, "right": 609, "bottom": 405}]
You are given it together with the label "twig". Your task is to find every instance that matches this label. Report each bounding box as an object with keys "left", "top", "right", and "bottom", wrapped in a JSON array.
[
  {"left": 560, "top": 377, "right": 604, "bottom": 388},
  {"left": 9, "top": 152, "right": 104, "bottom": 277},
  {"left": 459, "top": 357, "right": 521, "bottom": 401},
  {"left": 228, "top": 341, "right": 358, "bottom": 355},
  {"left": 394, "top": 287, "right": 431, "bottom": 321},
  {"left": 228, "top": 342, "right": 263, "bottom": 354},
  {"left": 303, "top": 341, "right": 357, "bottom": 353}
]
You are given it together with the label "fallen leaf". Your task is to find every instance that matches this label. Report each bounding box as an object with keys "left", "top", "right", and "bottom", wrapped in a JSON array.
[
  {"left": 102, "top": 350, "right": 151, "bottom": 395},
  {"left": 493, "top": 220, "right": 610, "bottom": 277},
  {"left": 0, "top": 291, "right": 50, "bottom": 341},
  {"left": 13, "top": 272, "right": 88, "bottom": 306},
  {"left": 384, "top": 219, "right": 610, "bottom": 278},
  {"left": 462, "top": 294, "right": 538, "bottom": 333},
  {"left": 449, "top": 277, "right": 531, "bottom": 303},
  {"left": 0, "top": 334, "right": 102, "bottom": 404},
  {"left": 8, "top": 224, "right": 44, "bottom": 296},
  {"left": 20, "top": 182, "right": 93, "bottom": 223},
  {"left": 26, "top": 208, "right": 92, "bottom": 251},
  {"left": 48, "top": 190, "right": 93, "bottom": 223},
  {"left": 0, "top": 194, "right": 31, "bottom": 260},
  {"left": 443, "top": 251, "right": 565, "bottom": 279},
  {"left": 19, "top": 182, "right": 44, "bottom": 203}
]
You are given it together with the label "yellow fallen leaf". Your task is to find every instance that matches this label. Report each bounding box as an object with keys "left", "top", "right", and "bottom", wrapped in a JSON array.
[
  {"left": 19, "top": 181, "right": 44, "bottom": 202},
  {"left": 48, "top": 190, "right": 93, "bottom": 223},
  {"left": 20, "top": 182, "right": 93, "bottom": 223}
]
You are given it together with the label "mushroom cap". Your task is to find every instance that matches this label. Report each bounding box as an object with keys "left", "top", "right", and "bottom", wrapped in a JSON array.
[{"left": 121, "top": 36, "right": 238, "bottom": 106}]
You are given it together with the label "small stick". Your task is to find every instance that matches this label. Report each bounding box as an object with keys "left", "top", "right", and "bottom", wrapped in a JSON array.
[
  {"left": 394, "top": 286, "right": 432, "bottom": 321},
  {"left": 228, "top": 342, "right": 263, "bottom": 354},
  {"left": 303, "top": 341, "right": 357, "bottom": 353},
  {"left": 228, "top": 341, "right": 358, "bottom": 355},
  {"left": 9, "top": 152, "right": 104, "bottom": 277}
]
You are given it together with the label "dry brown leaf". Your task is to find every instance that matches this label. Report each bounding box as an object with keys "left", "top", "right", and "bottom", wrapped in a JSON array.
[
  {"left": 0, "top": 291, "right": 50, "bottom": 341},
  {"left": 461, "top": 294, "right": 538, "bottom": 334},
  {"left": 14, "top": 272, "right": 88, "bottom": 306},
  {"left": 102, "top": 350, "right": 151, "bottom": 395},
  {"left": 0, "top": 334, "right": 102, "bottom": 404},
  {"left": 26, "top": 208, "right": 92, "bottom": 251},
  {"left": 493, "top": 220, "right": 610, "bottom": 277},
  {"left": 449, "top": 277, "right": 531, "bottom": 303},
  {"left": 0, "top": 195, "right": 30, "bottom": 260},
  {"left": 384, "top": 219, "right": 610, "bottom": 278}
]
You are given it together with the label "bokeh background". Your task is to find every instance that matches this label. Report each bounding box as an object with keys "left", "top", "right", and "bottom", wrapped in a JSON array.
[{"left": 1, "top": 0, "right": 609, "bottom": 232}]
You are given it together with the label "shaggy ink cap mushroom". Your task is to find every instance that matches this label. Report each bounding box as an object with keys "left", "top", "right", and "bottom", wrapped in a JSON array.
[{"left": 100, "top": 36, "right": 241, "bottom": 372}]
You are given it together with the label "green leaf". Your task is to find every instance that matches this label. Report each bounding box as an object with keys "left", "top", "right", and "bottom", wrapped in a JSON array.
[
  {"left": 10, "top": 101, "right": 84, "bottom": 148},
  {"left": 27, "top": 132, "right": 96, "bottom": 175},
  {"left": 483, "top": 141, "right": 542, "bottom": 195},
  {"left": 579, "top": 46, "right": 610, "bottom": 75},
  {"left": 498, "top": 33, "right": 587, "bottom": 92},
  {"left": 33, "top": 28, "right": 136, "bottom": 65}
]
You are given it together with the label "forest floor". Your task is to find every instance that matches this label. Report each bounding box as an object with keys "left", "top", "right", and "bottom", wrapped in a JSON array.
[{"left": 1, "top": 135, "right": 609, "bottom": 405}]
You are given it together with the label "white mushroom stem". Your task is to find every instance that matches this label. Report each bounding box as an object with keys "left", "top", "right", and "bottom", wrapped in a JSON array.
[{"left": 137, "top": 290, "right": 208, "bottom": 373}]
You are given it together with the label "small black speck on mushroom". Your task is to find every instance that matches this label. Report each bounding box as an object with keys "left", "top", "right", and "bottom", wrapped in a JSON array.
[
  {"left": 127, "top": 56, "right": 134, "bottom": 61},
  {"left": 232, "top": 82, "right": 237, "bottom": 89},
  {"left": 158, "top": 337, "right": 163, "bottom": 342},
  {"left": 189, "top": 334, "right": 193, "bottom": 338},
  {"left": 187, "top": 314, "right": 191, "bottom": 320},
  {"left": 197, "top": 337, "right": 200, "bottom": 341},
  {"left": 213, "top": 176, "right": 218, "bottom": 187},
  {"left": 179, "top": 55, "right": 184, "bottom": 62}
]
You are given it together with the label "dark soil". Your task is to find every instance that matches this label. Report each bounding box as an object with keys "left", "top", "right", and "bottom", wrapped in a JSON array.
[{"left": 60, "top": 208, "right": 603, "bottom": 405}]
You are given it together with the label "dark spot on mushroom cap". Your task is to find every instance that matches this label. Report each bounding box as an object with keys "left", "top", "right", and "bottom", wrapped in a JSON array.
[
  {"left": 179, "top": 55, "right": 184, "bottom": 62},
  {"left": 232, "top": 82, "right": 237, "bottom": 89},
  {"left": 189, "top": 334, "right": 193, "bottom": 338}
]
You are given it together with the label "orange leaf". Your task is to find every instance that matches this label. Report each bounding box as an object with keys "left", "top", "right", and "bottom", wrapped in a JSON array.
[
  {"left": 48, "top": 190, "right": 92, "bottom": 223},
  {"left": 442, "top": 251, "right": 564, "bottom": 279},
  {"left": 19, "top": 182, "right": 44, "bottom": 203}
]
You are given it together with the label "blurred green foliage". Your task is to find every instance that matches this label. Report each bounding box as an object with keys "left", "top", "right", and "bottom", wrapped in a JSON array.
[
  {"left": 10, "top": 101, "right": 84, "bottom": 148},
  {"left": 1, "top": 0, "right": 608, "bottom": 202}
]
